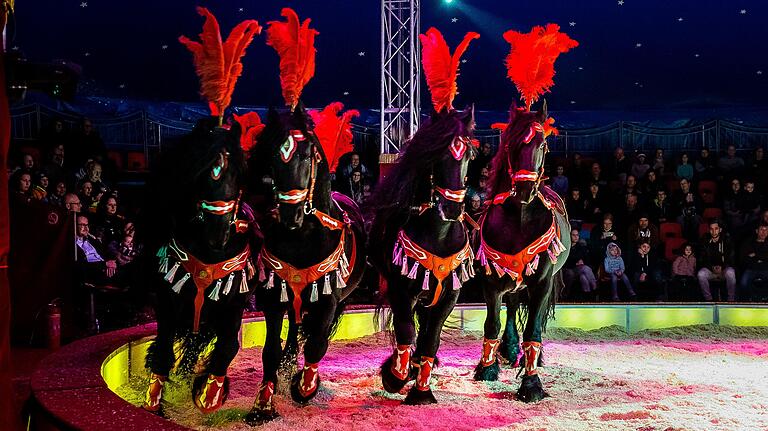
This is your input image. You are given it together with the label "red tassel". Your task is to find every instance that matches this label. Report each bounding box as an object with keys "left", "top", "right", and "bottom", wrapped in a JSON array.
[
  {"left": 233, "top": 111, "right": 265, "bottom": 152},
  {"left": 308, "top": 102, "right": 360, "bottom": 172},
  {"left": 419, "top": 28, "right": 479, "bottom": 113},
  {"left": 179, "top": 7, "right": 262, "bottom": 119},
  {"left": 266, "top": 8, "right": 318, "bottom": 110},
  {"left": 503, "top": 24, "right": 578, "bottom": 110}
]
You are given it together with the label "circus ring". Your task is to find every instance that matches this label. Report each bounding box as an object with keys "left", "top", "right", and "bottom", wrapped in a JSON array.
[{"left": 29, "top": 304, "right": 768, "bottom": 431}]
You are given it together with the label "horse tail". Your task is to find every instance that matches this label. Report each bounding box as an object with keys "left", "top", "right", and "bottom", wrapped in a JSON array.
[
  {"left": 541, "top": 270, "right": 561, "bottom": 333},
  {"left": 373, "top": 287, "right": 396, "bottom": 347}
]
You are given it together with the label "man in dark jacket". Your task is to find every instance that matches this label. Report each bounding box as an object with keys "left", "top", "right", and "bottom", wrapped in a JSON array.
[
  {"left": 627, "top": 240, "right": 663, "bottom": 301},
  {"left": 626, "top": 213, "right": 660, "bottom": 252},
  {"left": 697, "top": 219, "right": 737, "bottom": 301},
  {"left": 563, "top": 229, "right": 597, "bottom": 300},
  {"left": 738, "top": 223, "right": 768, "bottom": 301}
]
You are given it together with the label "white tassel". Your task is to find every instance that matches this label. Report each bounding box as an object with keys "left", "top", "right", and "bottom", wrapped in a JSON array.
[
  {"left": 339, "top": 252, "right": 350, "bottom": 278},
  {"left": 477, "top": 247, "right": 488, "bottom": 267},
  {"left": 222, "top": 273, "right": 235, "bottom": 295},
  {"left": 239, "top": 270, "right": 249, "bottom": 293},
  {"left": 407, "top": 262, "right": 420, "bottom": 280},
  {"left": 392, "top": 243, "right": 403, "bottom": 264},
  {"left": 246, "top": 260, "right": 256, "bottom": 280},
  {"left": 280, "top": 280, "right": 289, "bottom": 302},
  {"left": 531, "top": 254, "right": 540, "bottom": 271},
  {"left": 421, "top": 270, "right": 431, "bottom": 290},
  {"left": 257, "top": 257, "right": 266, "bottom": 282},
  {"left": 323, "top": 274, "right": 332, "bottom": 295},
  {"left": 310, "top": 281, "right": 319, "bottom": 302},
  {"left": 468, "top": 260, "right": 476, "bottom": 277},
  {"left": 400, "top": 256, "right": 409, "bottom": 275},
  {"left": 547, "top": 248, "right": 558, "bottom": 264},
  {"left": 336, "top": 270, "right": 347, "bottom": 289},
  {"left": 171, "top": 272, "right": 190, "bottom": 293},
  {"left": 267, "top": 271, "right": 274, "bottom": 289},
  {"left": 553, "top": 237, "right": 565, "bottom": 254},
  {"left": 208, "top": 279, "right": 222, "bottom": 301},
  {"left": 158, "top": 257, "right": 169, "bottom": 274},
  {"left": 460, "top": 262, "right": 470, "bottom": 282},
  {"left": 525, "top": 262, "right": 535, "bottom": 276},
  {"left": 493, "top": 262, "right": 505, "bottom": 278},
  {"left": 164, "top": 262, "right": 180, "bottom": 283},
  {"left": 469, "top": 246, "right": 475, "bottom": 261},
  {"left": 452, "top": 270, "right": 461, "bottom": 290}
]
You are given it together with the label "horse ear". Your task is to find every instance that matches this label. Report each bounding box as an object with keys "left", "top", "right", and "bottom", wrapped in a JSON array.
[
  {"left": 538, "top": 99, "right": 548, "bottom": 122},
  {"left": 508, "top": 102, "right": 518, "bottom": 122}
]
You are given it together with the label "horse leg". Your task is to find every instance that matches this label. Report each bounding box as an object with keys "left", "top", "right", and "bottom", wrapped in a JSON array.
[
  {"left": 474, "top": 283, "right": 504, "bottom": 381},
  {"left": 280, "top": 311, "right": 299, "bottom": 374},
  {"left": 289, "top": 294, "right": 339, "bottom": 403},
  {"left": 142, "top": 289, "right": 175, "bottom": 415},
  {"left": 499, "top": 292, "right": 522, "bottom": 365},
  {"left": 193, "top": 297, "right": 246, "bottom": 414},
  {"left": 380, "top": 280, "right": 417, "bottom": 394},
  {"left": 517, "top": 273, "right": 553, "bottom": 403},
  {"left": 245, "top": 305, "right": 285, "bottom": 425},
  {"left": 404, "top": 289, "right": 460, "bottom": 405}
]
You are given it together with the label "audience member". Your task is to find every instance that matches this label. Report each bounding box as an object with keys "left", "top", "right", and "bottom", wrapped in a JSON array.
[
  {"left": 641, "top": 169, "right": 662, "bottom": 196},
  {"left": 585, "top": 162, "right": 608, "bottom": 188},
  {"left": 604, "top": 242, "right": 636, "bottom": 301},
  {"left": 621, "top": 174, "right": 641, "bottom": 197},
  {"left": 747, "top": 147, "right": 768, "bottom": 187},
  {"left": 676, "top": 152, "right": 694, "bottom": 181},
  {"left": 717, "top": 144, "right": 745, "bottom": 180},
  {"left": 630, "top": 153, "right": 650, "bottom": 179},
  {"left": 738, "top": 223, "right": 768, "bottom": 301},
  {"left": 64, "top": 193, "right": 82, "bottom": 213},
  {"left": 652, "top": 148, "right": 666, "bottom": 176},
  {"left": 672, "top": 178, "right": 702, "bottom": 241},
  {"left": 92, "top": 193, "right": 125, "bottom": 245},
  {"left": 48, "top": 180, "right": 67, "bottom": 208},
  {"left": 649, "top": 189, "right": 672, "bottom": 225},
  {"left": 30, "top": 172, "right": 49, "bottom": 201},
  {"left": 694, "top": 147, "right": 717, "bottom": 180},
  {"left": 590, "top": 213, "right": 619, "bottom": 261},
  {"left": 697, "top": 219, "right": 736, "bottom": 301},
  {"left": 74, "top": 215, "right": 118, "bottom": 286},
  {"left": 627, "top": 213, "right": 660, "bottom": 251},
  {"left": 584, "top": 182, "right": 606, "bottom": 223},
  {"left": 550, "top": 165, "right": 569, "bottom": 197},
  {"left": 566, "top": 188, "right": 587, "bottom": 224},
  {"left": 611, "top": 147, "right": 631, "bottom": 185},
  {"left": 671, "top": 243, "right": 697, "bottom": 299},
  {"left": 563, "top": 229, "right": 598, "bottom": 300},
  {"left": 616, "top": 193, "right": 640, "bottom": 229},
  {"left": 628, "top": 240, "right": 663, "bottom": 301},
  {"left": 10, "top": 170, "right": 32, "bottom": 204},
  {"left": 723, "top": 178, "right": 745, "bottom": 232},
  {"left": 468, "top": 142, "right": 493, "bottom": 186}
]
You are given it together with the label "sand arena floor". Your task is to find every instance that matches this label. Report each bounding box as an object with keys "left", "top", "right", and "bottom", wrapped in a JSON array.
[{"left": 118, "top": 325, "right": 768, "bottom": 431}]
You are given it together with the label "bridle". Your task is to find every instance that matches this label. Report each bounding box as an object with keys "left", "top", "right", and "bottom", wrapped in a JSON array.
[
  {"left": 197, "top": 148, "right": 248, "bottom": 233},
  {"left": 414, "top": 136, "right": 475, "bottom": 217},
  {"left": 493, "top": 122, "right": 548, "bottom": 205},
  {"left": 274, "top": 130, "right": 321, "bottom": 215}
]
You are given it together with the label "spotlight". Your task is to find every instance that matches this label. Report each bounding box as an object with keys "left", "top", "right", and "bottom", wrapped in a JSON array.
[{"left": 444, "top": 0, "right": 454, "bottom": 3}]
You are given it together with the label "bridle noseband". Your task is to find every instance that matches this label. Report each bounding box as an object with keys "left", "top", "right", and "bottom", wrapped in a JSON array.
[
  {"left": 274, "top": 130, "right": 321, "bottom": 215},
  {"left": 495, "top": 122, "right": 548, "bottom": 205}
]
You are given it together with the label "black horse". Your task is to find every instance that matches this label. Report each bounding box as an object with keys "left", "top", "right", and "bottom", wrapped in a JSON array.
[
  {"left": 245, "top": 105, "right": 366, "bottom": 424},
  {"left": 369, "top": 107, "right": 477, "bottom": 405},
  {"left": 472, "top": 103, "right": 570, "bottom": 402},
  {"left": 141, "top": 117, "right": 260, "bottom": 415}
]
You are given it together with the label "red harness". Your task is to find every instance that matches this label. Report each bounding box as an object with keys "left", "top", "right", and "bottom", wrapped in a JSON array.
[
  {"left": 259, "top": 209, "right": 356, "bottom": 322},
  {"left": 477, "top": 191, "right": 566, "bottom": 290}
]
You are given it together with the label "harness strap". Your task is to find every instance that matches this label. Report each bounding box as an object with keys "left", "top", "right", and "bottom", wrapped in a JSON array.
[{"left": 434, "top": 186, "right": 467, "bottom": 203}]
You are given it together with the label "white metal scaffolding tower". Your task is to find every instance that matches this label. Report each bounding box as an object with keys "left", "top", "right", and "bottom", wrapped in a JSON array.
[{"left": 380, "top": 0, "right": 420, "bottom": 155}]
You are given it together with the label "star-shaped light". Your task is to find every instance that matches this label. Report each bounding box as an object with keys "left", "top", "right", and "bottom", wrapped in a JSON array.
[
  {"left": 84, "top": 52, "right": 91, "bottom": 57},
  {"left": 451, "top": 17, "right": 458, "bottom": 23},
  {"left": 570, "top": 100, "right": 576, "bottom": 104},
  {"left": 618, "top": 0, "right": 624, "bottom": 5},
  {"left": 758, "top": 71, "right": 764, "bottom": 75},
  {"left": 569, "top": 22, "right": 576, "bottom": 27},
  {"left": 238, "top": 7, "right": 244, "bottom": 12},
  {"left": 740, "top": 9, "right": 747, "bottom": 14},
  {"left": 635, "top": 42, "right": 642, "bottom": 47},
  {"left": 358, "top": 52, "right": 365, "bottom": 57},
  {"left": 461, "top": 59, "right": 467, "bottom": 63},
  {"left": 578, "top": 66, "right": 584, "bottom": 70},
  {"left": 695, "top": 53, "right": 700, "bottom": 58},
  {"left": 635, "top": 82, "right": 639, "bottom": 85},
  {"left": 80, "top": 1, "right": 87, "bottom": 7},
  {"left": 119, "top": 84, "right": 126, "bottom": 89},
  {"left": 677, "top": 17, "right": 684, "bottom": 22},
  {"left": 161, "top": 44, "right": 168, "bottom": 50},
  {"left": 343, "top": 91, "right": 350, "bottom": 96}
]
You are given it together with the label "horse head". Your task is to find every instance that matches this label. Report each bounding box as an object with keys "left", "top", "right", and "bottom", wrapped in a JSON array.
[
  {"left": 500, "top": 100, "right": 549, "bottom": 205},
  {"left": 263, "top": 103, "right": 326, "bottom": 230},
  {"left": 430, "top": 105, "right": 477, "bottom": 221}
]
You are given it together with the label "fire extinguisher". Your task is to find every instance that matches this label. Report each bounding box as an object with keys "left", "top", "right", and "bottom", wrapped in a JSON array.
[{"left": 47, "top": 300, "right": 61, "bottom": 350}]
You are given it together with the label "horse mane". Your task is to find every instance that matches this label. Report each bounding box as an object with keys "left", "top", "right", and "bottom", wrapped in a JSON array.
[
  {"left": 369, "top": 110, "right": 473, "bottom": 231},
  {"left": 487, "top": 107, "right": 543, "bottom": 197}
]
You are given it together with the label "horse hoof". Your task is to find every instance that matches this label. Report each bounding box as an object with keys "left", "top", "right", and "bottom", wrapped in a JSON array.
[
  {"left": 192, "top": 374, "right": 229, "bottom": 414},
  {"left": 244, "top": 407, "right": 280, "bottom": 426},
  {"left": 142, "top": 405, "right": 165, "bottom": 418},
  {"left": 290, "top": 370, "right": 320, "bottom": 403},
  {"left": 380, "top": 355, "right": 409, "bottom": 393},
  {"left": 473, "top": 360, "right": 500, "bottom": 381},
  {"left": 403, "top": 387, "right": 437, "bottom": 405},
  {"left": 516, "top": 374, "right": 549, "bottom": 403}
]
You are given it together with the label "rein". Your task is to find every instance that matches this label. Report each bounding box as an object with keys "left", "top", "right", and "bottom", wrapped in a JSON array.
[{"left": 275, "top": 139, "right": 320, "bottom": 215}]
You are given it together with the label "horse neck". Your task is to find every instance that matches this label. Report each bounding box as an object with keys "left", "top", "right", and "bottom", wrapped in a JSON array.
[{"left": 403, "top": 209, "right": 466, "bottom": 254}]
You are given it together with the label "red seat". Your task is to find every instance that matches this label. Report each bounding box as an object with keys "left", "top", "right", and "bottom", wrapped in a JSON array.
[
  {"left": 126, "top": 151, "right": 147, "bottom": 172},
  {"left": 698, "top": 180, "right": 717, "bottom": 204},
  {"left": 699, "top": 222, "right": 710, "bottom": 237},
  {"left": 665, "top": 237, "right": 688, "bottom": 262},
  {"left": 702, "top": 207, "right": 723, "bottom": 222},
  {"left": 659, "top": 222, "right": 682, "bottom": 239},
  {"left": 107, "top": 150, "right": 123, "bottom": 171}
]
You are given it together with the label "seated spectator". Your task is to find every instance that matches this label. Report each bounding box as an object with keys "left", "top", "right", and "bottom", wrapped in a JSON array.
[
  {"left": 467, "top": 175, "right": 489, "bottom": 204},
  {"left": 584, "top": 182, "right": 606, "bottom": 223},
  {"left": 584, "top": 162, "right": 608, "bottom": 189},
  {"left": 739, "top": 179, "right": 761, "bottom": 231},
  {"left": 567, "top": 152, "right": 587, "bottom": 187},
  {"left": 672, "top": 178, "right": 702, "bottom": 241},
  {"left": 48, "top": 180, "right": 67, "bottom": 208},
  {"left": 339, "top": 152, "right": 368, "bottom": 184},
  {"left": 615, "top": 193, "right": 640, "bottom": 229},
  {"left": 717, "top": 144, "right": 745, "bottom": 180},
  {"left": 64, "top": 193, "right": 82, "bottom": 213},
  {"left": 652, "top": 148, "right": 666, "bottom": 176},
  {"left": 676, "top": 152, "right": 694, "bottom": 181},
  {"left": 641, "top": 169, "right": 662, "bottom": 196},
  {"left": 550, "top": 165, "right": 569, "bottom": 197},
  {"left": 738, "top": 223, "right": 768, "bottom": 301},
  {"left": 590, "top": 213, "right": 619, "bottom": 262},
  {"left": 565, "top": 187, "right": 587, "bottom": 225},
  {"left": 42, "top": 143, "right": 67, "bottom": 185},
  {"left": 626, "top": 213, "right": 660, "bottom": 251},
  {"left": 671, "top": 243, "right": 697, "bottom": 300},
  {"left": 649, "top": 189, "right": 672, "bottom": 224},
  {"left": 468, "top": 142, "right": 493, "bottom": 186},
  {"left": 10, "top": 170, "right": 32, "bottom": 204},
  {"left": 628, "top": 240, "right": 663, "bottom": 301},
  {"left": 107, "top": 222, "right": 143, "bottom": 290},
  {"left": 621, "top": 174, "right": 641, "bottom": 197},
  {"left": 723, "top": 178, "right": 745, "bottom": 232},
  {"left": 78, "top": 180, "right": 95, "bottom": 210},
  {"left": 71, "top": 118, "right": 107, "bottom": 168},
  {"left": 22, "top": 153, "right": 36, "bottom": 173},
  {"left": 611, "top": 147, "right": 631, "bottom": 185},
  {"left": 630, "top": 153, "right": 650, "bottom": 179},
  {"left": 466, "top": 193, "right": 484, "bottom": 221},
  {"left": 563, "top": 229, "right": 597, "bottom": 300},
  {"left": 339, "top": 168, "right": 366, "bottom": 205},
  {"left": 747, "top": 147, "right": 768, "bottom": 187},
  {"left": 694, "top": 147, "right": 717, "bottom": 180},
  {"left": 604, "top": 242, "right": 636, "bottom": 301},
  {"left": 697, "top": 219, "right": 736, "bottom": 301},
  {"left": 74, "top": 215, "right": 118, "bottom": 286},
  {"left": 30, "top": 172, "right": 49, "bottom": 202},
  {"left": 92, "top": 193, "right": 125, "bottom": 245}
]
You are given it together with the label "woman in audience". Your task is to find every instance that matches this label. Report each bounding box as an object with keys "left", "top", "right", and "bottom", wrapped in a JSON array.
[
  {"left": 92, "top": 193, "right": 125, "bottom": 245},
  {"left": 676, "top": 152, "right": 694, "bottom": 181}
]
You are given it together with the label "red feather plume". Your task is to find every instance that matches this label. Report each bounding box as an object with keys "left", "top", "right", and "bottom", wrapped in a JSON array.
[
  {"left": 420, "top": 28, "right": 480, "bottom": 113},
  {"left": 503, "top": 24, "right": 578, "bottom": 110},
  {"left": 543, "top": 117, "right": 559, "bottom": 137},
  {"left": 309, "top": 102, "right": 360, "bottom": 172},
  {"left": 179, "top": 7, "right": 261, "bottom": 119},
  {"left": 233, "top": 111, "right": 265, "bottom": 152},
  {"left": 266, "top": 8, "right": 318, "bottom": 110}
]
